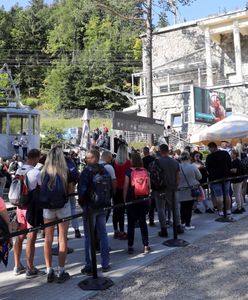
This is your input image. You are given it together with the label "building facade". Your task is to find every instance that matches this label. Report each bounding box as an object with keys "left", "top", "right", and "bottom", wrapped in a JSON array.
[{"left": 133, "top": 8, "right": 248, "bottom": 138}]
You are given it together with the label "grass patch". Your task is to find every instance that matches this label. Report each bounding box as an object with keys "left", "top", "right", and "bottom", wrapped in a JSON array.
[{"left": 40, "top": 117, "right": 112, "bottom": 133}]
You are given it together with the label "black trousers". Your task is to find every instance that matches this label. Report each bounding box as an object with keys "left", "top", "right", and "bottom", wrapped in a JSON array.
[
  {"left": 112, "top": 188, "right": 125, "bottom": 232},
  {"left": 180, "top": 200, "right": 195, "bottom": 227},
  {"left": 127, "top": 202, "right": 149, "bottom": 247}
]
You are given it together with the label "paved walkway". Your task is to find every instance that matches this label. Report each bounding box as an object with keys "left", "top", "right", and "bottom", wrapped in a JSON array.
[{"left": 1, "top": 204, "right": 248, "bottom": 300}]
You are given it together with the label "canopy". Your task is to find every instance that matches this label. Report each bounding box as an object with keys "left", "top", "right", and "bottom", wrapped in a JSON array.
[{"left": 190, "top": 114, "right": 248, "bottom": 145}]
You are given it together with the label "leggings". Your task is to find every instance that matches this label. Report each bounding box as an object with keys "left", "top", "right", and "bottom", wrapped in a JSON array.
[
  {"left": 180, "top": 200, "right": 195, "bottom": 227},
  {"left": 112, "top": 188, "right": 125, "bottom": 232}
]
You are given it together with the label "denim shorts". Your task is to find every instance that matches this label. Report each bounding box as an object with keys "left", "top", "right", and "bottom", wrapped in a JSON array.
[{"left": 210, "top": 181, "right": 230, "bottom": 198}]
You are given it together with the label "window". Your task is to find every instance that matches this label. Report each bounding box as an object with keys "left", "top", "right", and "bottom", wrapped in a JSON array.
[
  {"left": 170, "top": 84, "right": 180, "bottom": 92},
  {"left": 0, "top": 114, "right": 7, "bottom": 134},
  {"left": 160, "top": 86, "right": 168, "bottom": 93},
  {"left": 172, "top": 114, "right": 182, "bottom": 127},
  {"left": 9, "top": 115, "right": 29, "bottom": 135},
  {"left": 31, "top": 115, "right": 39, "bottom": 135}
]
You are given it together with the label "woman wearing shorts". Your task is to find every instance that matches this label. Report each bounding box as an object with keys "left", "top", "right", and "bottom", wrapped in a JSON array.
[{"left": 43, "top": 146, "right": 71, "bottom": 283}]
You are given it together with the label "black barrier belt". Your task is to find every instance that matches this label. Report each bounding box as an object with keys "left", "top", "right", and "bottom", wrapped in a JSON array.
[{"left": 2, "top": 174, "right": 248, "bottom": 242}]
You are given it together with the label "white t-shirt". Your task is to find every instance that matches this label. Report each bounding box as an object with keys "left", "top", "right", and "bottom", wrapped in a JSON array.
[
  {"left": 19, "top": 164, "right": 41, "bottom": 191},
  {"left": 99, "top": 160, "right": 116, "bottom": 180}
]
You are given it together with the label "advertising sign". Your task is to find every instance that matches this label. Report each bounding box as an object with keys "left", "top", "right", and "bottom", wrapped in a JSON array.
[{"left": 193, "top": 86, "right": 226, "bottom": 124}]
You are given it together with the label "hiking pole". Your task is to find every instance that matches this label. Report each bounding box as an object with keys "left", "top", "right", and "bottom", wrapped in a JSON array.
[
  {"left": 78, "top": 207, "right": 114, "bottom": 291},
  {"left": 163, "top": 190, "right": 189, "bottom": 247}
]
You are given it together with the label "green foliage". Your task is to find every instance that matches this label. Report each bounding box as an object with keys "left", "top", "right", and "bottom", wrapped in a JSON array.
[
  {"left": 0, "top": 0, "right": 194, "bottom": 111},
  {"left": 40, "top": 126, "right": 64, "bottom": 150}
]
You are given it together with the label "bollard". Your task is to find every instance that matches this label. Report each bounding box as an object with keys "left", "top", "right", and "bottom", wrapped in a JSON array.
[
  {"left": 78, "top": 207, "right": 114, "bottom": 290},
  {"left": 163, "top": 190, "right": 189, "bottom": 247}
]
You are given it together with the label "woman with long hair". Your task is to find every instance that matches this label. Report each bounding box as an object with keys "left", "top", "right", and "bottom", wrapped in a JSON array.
[
  {"left": 123, "top": 153, "right": 151, "bottom": 254},
  {"left": 42, "top": 146, "right": 71, "bottom": 283},
  {"left": 113, "top": 144, "right": 131, "bottom": 239}
]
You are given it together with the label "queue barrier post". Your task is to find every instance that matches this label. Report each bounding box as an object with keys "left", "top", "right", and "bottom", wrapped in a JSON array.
[
  {"left": 215, "top": 179, "right": 236, "bottom": 223},
  {"left": 78, "top": 207, "right": 114, "bottom": 291},
  {"left": 163, "top": 190, "right": 189, "bottom": 247}
]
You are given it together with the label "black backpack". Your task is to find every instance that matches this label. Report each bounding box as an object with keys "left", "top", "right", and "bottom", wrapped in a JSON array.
[
  {"left": 148, "top": 159, "right": 167, "bottom": 191},
  {"left": 88, "top": 165, "right": 112, "bottom": 209}
]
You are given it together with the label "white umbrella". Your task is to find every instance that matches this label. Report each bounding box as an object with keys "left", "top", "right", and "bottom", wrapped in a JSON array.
[
  {"left": 80, "top": 108, "right": 91, "bottom": 150},
  {"left": 190, "top": 114, "right": 248, "bottom": 145}
]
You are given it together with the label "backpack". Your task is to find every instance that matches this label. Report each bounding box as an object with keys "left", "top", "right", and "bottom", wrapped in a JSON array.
[
  {"left": 8, "top": 167, "right": 32, "bottom": 207},
  {"left": 88, "top": 165, "right": 112, "bottom": 209},
  {"left": 9, "top": 161, "right": 19, "bottom": 174},
  {"left": 131, "top": 168, "right": 150, "bottom": 198},
  {"left": 241, "top": 156, "right": 248, "bottom": 175},
  {"left": 39, "top": 174, "right": 68, "bottom": 209},
  {"left": 148, "top": 159, "right": 167, "bottom": 191},
  {"left": 65, "top": 157, "right": 79, "bottom": 184}
]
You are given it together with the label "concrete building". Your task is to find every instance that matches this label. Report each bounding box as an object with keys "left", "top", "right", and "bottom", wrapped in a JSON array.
[{"left": 133, "top": 8, "right": 248, "bottom": 139}]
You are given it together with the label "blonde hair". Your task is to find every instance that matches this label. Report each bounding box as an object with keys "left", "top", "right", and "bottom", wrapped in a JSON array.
[
  {"left": 115, "top": 144, "right": 128, "bottom": 165},
  {"left": 42, "top": 146, "right": 68, "bottom": 191}
]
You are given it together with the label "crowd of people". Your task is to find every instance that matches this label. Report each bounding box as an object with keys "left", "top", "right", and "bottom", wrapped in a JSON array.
[{"left": 0, "top": 139, "right": 248, "bottom": 285}]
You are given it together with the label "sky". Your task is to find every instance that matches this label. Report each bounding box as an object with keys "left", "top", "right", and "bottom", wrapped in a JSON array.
[{"left": 0, "top": 0, "right": 247, "bottom": 24}]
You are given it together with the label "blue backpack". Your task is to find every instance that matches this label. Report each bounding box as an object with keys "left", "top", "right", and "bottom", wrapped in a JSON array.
[
  {"left": 39, "top": 174, "right": 67, "bottom": 209},
  {"left": 65, "top": 157, "right": 79, "bottom": 184},
  {"left": 88, "top": 165, "right": 112, "bottom": 209}
]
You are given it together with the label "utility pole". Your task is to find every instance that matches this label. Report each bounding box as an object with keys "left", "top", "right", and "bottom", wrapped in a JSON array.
[{"left": 145, "top": 0, "right": 154, "bottom": 145}]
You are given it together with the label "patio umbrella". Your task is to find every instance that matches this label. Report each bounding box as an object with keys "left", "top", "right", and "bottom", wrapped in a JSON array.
[{"left": 190, "top": 114, "right": 248, "bottom": 145}]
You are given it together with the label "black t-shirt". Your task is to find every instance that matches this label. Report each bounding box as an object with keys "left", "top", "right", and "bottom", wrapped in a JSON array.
[
  {"left": 142, "top": 155, "right": 155, "bottom": 170},
  {"left": 206, "top": 150, "right": 231, "bottom": 181}
]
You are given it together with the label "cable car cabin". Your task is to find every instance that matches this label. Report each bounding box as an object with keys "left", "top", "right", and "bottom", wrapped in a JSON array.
[{"left": 0, "top": 107, "right": 40, "bottom": 158}]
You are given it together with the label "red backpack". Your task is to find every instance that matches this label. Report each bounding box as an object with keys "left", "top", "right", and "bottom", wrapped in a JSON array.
[{"left": 131, "top": 168, "right": 150, "bottom": 198}]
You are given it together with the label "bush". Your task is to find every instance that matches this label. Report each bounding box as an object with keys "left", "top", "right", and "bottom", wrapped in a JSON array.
[{"left": 40, "top": 127, "right": 64, "bottom": 150}]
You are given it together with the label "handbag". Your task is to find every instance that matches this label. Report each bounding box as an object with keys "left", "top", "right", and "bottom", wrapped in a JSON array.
[{"left": 181, "top": 166, "right": 201, "bottom": 198}]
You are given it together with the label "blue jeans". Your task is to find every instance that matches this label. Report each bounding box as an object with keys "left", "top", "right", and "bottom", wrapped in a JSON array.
[
  {"left": 69, "top": 196, "right": 79, "bottom": 230},
  {"left": 83, "top": 209, "right": 109, "bottom": 269}
]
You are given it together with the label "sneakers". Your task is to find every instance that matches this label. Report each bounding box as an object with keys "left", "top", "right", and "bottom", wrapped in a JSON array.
[
  {"left": 241, "top": 207, "right": 246, "bottom": 212},
  {"left": 218, "top": 211, "right": 224, "bottom": 217},
  {"left": 233, "top": 208, "right": 243, "bottom": 214},
  {"left": 26, "top": 267, "right": 46, "bottom": 279},
  {"left": 158, "top": 228, "right": 168, "bottom": 238},
  {"left": 205, "top": 208, "right": 215, "bottom": 213},
  {"left": 13, "top": 263, "right": 26, "bottom": 276},
  {"left": 118, "top": 232, "right": 128, "bottom": 240},
  {"left": 176, "top": 225, "right": 184, "bottom": 234},
  {"left": 185, "top": 225, "right": 195, "bottom": 230},
  {"left": 113, "top": 231, "right": 120, "bottom": 239},
  {"left": 194, "top": 208, "right": 202, "bottom": 214},
  {"left": 56, "top": 271, "right": 70, "bottom": 284},
  {"left": 81, "top": 267, "right": 92, "bottom": 276},
  {"left": 149, "top": 221, "right": 156, "bottom": 227},
  {"left": 128, "top": 247, "right": 134, "bottom": 254},
  {"left": 102, "top": 265, "right": 111, "bottom": 273},
  {"left": 47, "top": 269, "right": 55, "bottom": 283},
  {"left": 144, "top": 246, "right": 151, "bottom": 254},
  {"left": 75, "top": 229, "right": 81, "bottom": 238}
]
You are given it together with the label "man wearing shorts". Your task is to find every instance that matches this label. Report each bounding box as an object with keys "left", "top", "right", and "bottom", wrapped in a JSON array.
[
  {"left": 206, "top": 142, "right": 232, "bottom": 216},
  {"left": 13, "top": 149, "right": 44, "bottom": 278}
]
